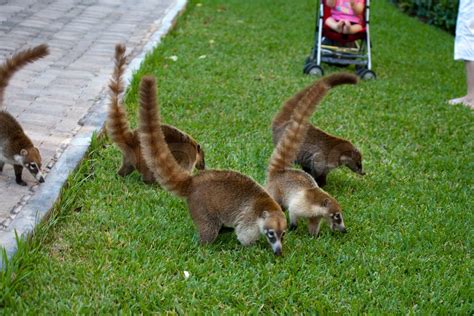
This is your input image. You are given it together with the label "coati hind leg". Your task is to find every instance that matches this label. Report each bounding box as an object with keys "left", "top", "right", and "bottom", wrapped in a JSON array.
[
  {"left": 117, "top": 157, "right": 134, "bottom": 177},
  {"left": 308, "top": 216, "right": 322, "bottom": 237},
  {"left": 189, "top": 204, "right": 221, "bottom": 244},
  {"left": 13, "top": 164, "right": 26, "bottom": 186},
  {"left": 141, "top": 171, "right": 155, "bottom": 184}
]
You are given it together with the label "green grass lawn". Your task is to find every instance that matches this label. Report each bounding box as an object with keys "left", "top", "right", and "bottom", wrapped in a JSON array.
[{"left": 1, "top": 0, "right": 472, "bottom": 313}]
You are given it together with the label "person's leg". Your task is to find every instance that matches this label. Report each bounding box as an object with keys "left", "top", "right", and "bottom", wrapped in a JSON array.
[
  {"left": 325, "top": 17, "right": 344, "bottom": 33},
  {"left": 466, "top": 60, "right": 474, "bottom": 98},
  {"left": 449, "top": 60, "right": 474, "bottom": 109}
]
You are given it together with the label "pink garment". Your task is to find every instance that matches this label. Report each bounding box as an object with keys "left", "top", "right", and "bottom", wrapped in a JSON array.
[{"left": 330, "top": 0, "right": 365, "bottom": 24}]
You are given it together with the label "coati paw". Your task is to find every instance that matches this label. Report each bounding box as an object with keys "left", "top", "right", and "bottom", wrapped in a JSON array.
[
  {"left": 289, "top": 223, "right": 298, "bottom": 231},
  {"left": 16, "top": 179, "right": 27, "bottom": 186},
  {"left": 308, "top": 227, "right": 320, "bottom": 237}
]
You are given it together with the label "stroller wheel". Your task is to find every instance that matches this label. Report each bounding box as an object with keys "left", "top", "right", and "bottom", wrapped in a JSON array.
[
  {"left": 306, "top": 65, "right": 324, "bottom": 77},
  {"left": 356, "top": 68, "right": 376, "bottom": 80}
]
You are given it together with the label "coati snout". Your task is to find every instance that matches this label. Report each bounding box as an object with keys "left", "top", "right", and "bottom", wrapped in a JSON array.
[
  {"left": 261, "top": 210, "right": 287, "bottom": 256},
  {"left": 328, "top": 212, "right": 347, "bottom": 233},
  {"left": 16, "top": 147, "right": 45, "bottom": 184},
  {"left": 322, "top": 198, "right": 346, "bottom": 234},
  {"left": 340, "top": 149, "right": 365, "bottom": 176},
  {"left": 0, "top": 44, "right": 49, "bottom": 186}
]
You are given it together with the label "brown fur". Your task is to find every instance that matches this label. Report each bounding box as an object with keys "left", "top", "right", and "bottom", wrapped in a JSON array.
[
  {"left": 0, "top": 44, "right": 49, "bottom": 108},
  {"left": 272, "top": 73, "right": 363, "bottom": 186},
  {"left": 107, "top": 44, "right": 205, "bottom": 183},
  {"left": 0, "top": 45, "right": 49, "bottom": 186},
  {"left": 138, "top": 75, "right": 287, "bottom": 255},
  {"left": 267, "top": 73, "right": 357, "bottom": 236}
]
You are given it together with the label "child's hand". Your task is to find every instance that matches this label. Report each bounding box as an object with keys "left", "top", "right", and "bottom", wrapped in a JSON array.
[{"left": 351, "top": 0, "right": 364, "bottom": 15}]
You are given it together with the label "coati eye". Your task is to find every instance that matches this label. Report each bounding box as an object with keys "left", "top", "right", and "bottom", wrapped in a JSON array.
[
  {"left": 265, "top": 230, "right": 276, "bottom": 242},
  {"left": 27, "top": 163, "right": 38, "bottom": 172}
]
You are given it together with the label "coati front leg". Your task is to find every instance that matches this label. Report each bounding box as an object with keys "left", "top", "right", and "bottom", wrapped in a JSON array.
[
  {"left": 117, "top": 157, "right": 134, "bottom": 177},
  {"left": 308, "top": 216, "right": 322, "bottom": 237},
  {"left": 13, "top": 164, "right": 27, "bottom": 186},
  {"left": 309, "top": 166, "right": 327, "bottom": 187},
  {"left": 315, "top": 174, "right": 327, "bottom": 187},
  {"left": 235, "top": 224, "right": 259, "bottom": 246},
  {"left": 289, "top": 211, "right": 299, "bottom": 231}
]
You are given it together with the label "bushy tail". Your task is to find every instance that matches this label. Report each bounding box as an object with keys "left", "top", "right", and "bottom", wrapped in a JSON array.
[
  {"left": 268, "top": 73, "right": 358, "bottom": 174},
  {"left": 106, "top": 44, "right": 135, "bottom": 150},
  {"left": 272, "top": 72, "right": 359, "bottom": 129},
  {"left": 0, "top": 44, "right": 49, "bottom": 107},
  {"left": 138, "top": 76, "right": 192, "bottom": 197}
]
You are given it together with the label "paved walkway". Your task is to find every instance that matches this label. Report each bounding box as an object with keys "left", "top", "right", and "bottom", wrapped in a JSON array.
[{"left": 0, "top": 0, "right": 186, "bottom": 256}]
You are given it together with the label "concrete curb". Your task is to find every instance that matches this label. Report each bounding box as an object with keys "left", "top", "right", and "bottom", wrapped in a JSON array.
[{"left": 0, "top": 0, "right": 188, "bottom": 270}]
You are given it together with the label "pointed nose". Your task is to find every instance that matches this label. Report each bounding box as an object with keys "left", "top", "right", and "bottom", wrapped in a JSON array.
[
  {"left": 38, "top": 176, "right": 45, "bottom": 183},
  {"left": 340, "top": 227, "right": 347, "bottom": 234},
  {"left": 274, "top": 247, "right": 282, "bottom": 256}
]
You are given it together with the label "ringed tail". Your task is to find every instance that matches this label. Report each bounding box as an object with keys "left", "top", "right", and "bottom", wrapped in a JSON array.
[
  {"left": 268, "top": 73, "right": 358, "bottom": 174},
  {"left": 272, "top": 72, "right": 359, "bottom": 130},
  {"left": 107, "top": 43, "right": 135, "bottom": 149},
  {"left": 138, "top": 75, "right": 192, "bottom": 198},
  {"left": 0, "top": 44, "right": 49, "bottom": 107}
]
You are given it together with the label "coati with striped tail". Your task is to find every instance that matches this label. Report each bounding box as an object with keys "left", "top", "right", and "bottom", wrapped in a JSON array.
[
  {"left": 272, "top": 76, "right": 365, "bottom": 187},
  {"left": 107, "top": 44, "right": 205, "bottom": 184},
  {"left": 266, "top": 73, "right": 358, "bottom": 236},
  {"left": 0, "top": 44, "right": 49, "bottom": 186},
  {"left": 138, "top": 75, "right": 287, "bottom": 255}
]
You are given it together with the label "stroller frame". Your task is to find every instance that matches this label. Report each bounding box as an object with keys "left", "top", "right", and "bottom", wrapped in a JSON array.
[{"left": 304, "top": 0, "right": 376, "bottom": 79}]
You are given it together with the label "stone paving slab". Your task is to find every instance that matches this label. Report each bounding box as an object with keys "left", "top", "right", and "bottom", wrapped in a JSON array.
[{"left": 0, "top": 0, "right": 187, "bottom": 264}]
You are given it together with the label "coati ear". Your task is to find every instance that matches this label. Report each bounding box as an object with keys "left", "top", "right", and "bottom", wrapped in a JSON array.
[
  {"left": 20, "top": 149, "right": 28, "bottom": 156},
  {"left": 197, "top": 144, "right": 201, "bottom": 153},
  {"left": 322, "top": 198, "right": 331, "bottom": 208},
  {"left": 340, "top": 154, "right": 350, "bottom": 163}
]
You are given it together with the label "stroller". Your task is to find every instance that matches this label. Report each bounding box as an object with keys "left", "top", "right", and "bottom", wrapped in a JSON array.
[{"left": 303, "top": 0, "right": 375, "bottom": 79}]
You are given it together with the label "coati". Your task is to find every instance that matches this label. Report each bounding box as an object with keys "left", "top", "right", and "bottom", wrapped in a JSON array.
[
  {"left": 107, "top": 44, "right": 205, "bottom": 184},
  {"left": 266, "top": 73, "right": 358, "bottom": 236},
  {"left": 0, "top": 44, "right": 49, "bottom": 186},
  {"left": 138, "top": 75, "right": 287, "bottom": 255},
  {"left": 272, "top": 76, "right": 365, "bottom": 187}
]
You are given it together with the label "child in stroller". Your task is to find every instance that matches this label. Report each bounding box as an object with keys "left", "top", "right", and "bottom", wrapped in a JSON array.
[
  {"left": 303, "top": 0, "right": 375, "bottom": 80},
  {"left": 325, "top": 0, "right": 364, "bottom": 34}
]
